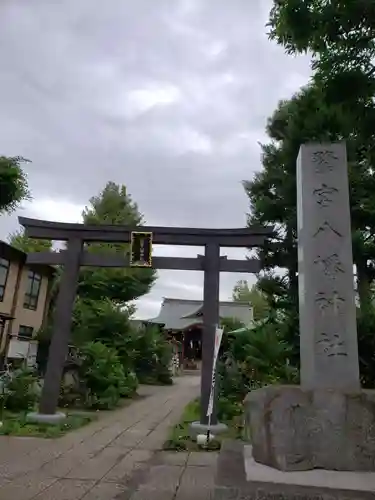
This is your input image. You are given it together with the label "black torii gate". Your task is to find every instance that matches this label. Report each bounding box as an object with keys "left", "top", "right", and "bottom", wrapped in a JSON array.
[{"left": 19, "top": 216, "right": 273, "bottom": 426}]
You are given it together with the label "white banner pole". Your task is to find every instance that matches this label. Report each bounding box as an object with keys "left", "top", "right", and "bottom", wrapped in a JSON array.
[{"left": 206, "top": 326, "right": 224, "bottom": 443}]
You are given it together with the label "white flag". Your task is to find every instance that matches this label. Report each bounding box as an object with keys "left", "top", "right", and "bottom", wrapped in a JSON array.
[{"left": 207, "top": 327, "right": 224, "bottom": 417}]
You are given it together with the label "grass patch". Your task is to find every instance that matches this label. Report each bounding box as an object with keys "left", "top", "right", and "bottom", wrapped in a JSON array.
[
  {"left": 0, "top": 411, "right": 97, "bottom": 438},
  {"left": 163, "top": 398, "right": 244, "bottom": 452}
]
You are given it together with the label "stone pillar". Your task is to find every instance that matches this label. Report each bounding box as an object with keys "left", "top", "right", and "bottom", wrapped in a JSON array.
[
  {"left": 244, "top": 142, "right": 375, "bottom": 472},
  {"left": 28, "top": 238, "right": 83, "bottom": 423},
  {"left": 200, "top": 241, "right": 220, "bottom": 425},
  {"left": 189, "top": 242, "right": 227, "bottom": 438},
  {"left": 297, "top": 142, "right": 360, "bottom": 391}
]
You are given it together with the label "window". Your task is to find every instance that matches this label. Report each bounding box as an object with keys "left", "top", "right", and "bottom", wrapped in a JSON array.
[
  {"left": 18, "top": 325, "right": 34, "bottom": 340},
  {"left": 23, "top": 271, "right": 42, "bottom": 310},
  {"left": 0, "top": 258, "right": 10, "bottom": 302}
]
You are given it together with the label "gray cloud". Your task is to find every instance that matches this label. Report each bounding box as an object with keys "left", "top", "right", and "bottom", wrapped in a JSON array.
[{"left": 0, "top": 0, "right": 311, "bottom": 318}]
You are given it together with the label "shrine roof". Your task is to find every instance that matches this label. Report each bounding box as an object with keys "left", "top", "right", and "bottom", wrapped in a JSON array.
[{"left": 147, "top": 297, "right": 253, "bottom": 330}]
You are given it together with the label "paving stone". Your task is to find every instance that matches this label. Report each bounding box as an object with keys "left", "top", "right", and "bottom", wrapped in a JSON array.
[
  {"left": 81, "top": 481, "right": 127, "bottom": 499},
  {"left": 34, "top": 478, "right": 96, "bottom": 500},
  {"left": 109, "top": 430, "right": 145, "bottom": 448},
  {"left": 0, "top": 377, "right": 201, "bottom": 498},
  {"left": 0, "top": 477, "right": 12, "bottom": 488},
  {"left": 0, "top": 472, "right": 57, "bottom": 500},
  {"left": 136, "top": 432, "right": 166, "bottom": 450},
  {"left": 179, "top": 466, "right": 216, "bottom": 489},
  {"left": 154, "top": 451, "right": 189, "bottom": 466},
  {"left": 187, "top": 452, "right": 219, "bottom": 467},
  {"left": 103, "top": 449, "right": 152, "bottom": 483},
  {"left": 41, "top": 449, "right": 89, "bottom": 478},
  {"left": 175, "top": 487, "right": 239, "bottom": 500},
  {"left": 0, "top": 457, "right": 43, "bottom": 481},
  {"left": 129, "top": 487, "right": 176, "bottom": 500},
  {"left": 175, "top": 487, "right": 215, "bottom": 500},
  {"left": 76, "top": 428, "right": 124, "bottom": 453},
  {"left": 142, "top": 464, "right": 183, "bottom": 491},
  {"left": 128, "top": 425, "right": 153, "bottom": 433},
  {"left": 66, "top": 446, "right": 128, "bottom": 480}
]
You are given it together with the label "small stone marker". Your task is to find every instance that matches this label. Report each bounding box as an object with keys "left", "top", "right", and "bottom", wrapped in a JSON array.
[{"left": 297, "top": 142, "right": 360, "bottom": 391}]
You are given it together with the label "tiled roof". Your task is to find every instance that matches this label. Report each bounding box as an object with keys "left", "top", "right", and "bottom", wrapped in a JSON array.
[{"left": 147, "top": 297, "right": 253, "bottom": 330}]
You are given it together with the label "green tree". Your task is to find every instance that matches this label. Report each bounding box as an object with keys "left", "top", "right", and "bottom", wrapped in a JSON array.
[
  {"left": 265, "top": 1, "right": 375, "bottom": 384},
  {"left": 72, "top": 298, "right": 137, "bottom": 367},
  {"left": 0, "top": 156, "right": 30, "bottom": 213},
  {"left": 268, "top": 1, "right": 375, "bottom": 114},
  {"left": 8, "top": 228, "right": 52, "bottom": 253},
  {"left": 245, "top": 84, "right": 375, "bottom": 365},
  {"left": 78, "top": 341, "right": 138, "bottom": 409},
  {"left": 78, "top": 181, "right": 156, "bottom": 304},
  {"left": 232, "top": 279, "right": 270, "bottom": 321},
  {"left": 267, "top": 1, "right": 375, "bottom": 310}
]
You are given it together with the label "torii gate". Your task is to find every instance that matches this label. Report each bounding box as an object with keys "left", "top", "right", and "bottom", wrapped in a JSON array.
[{"left": 19, "top": 216, "right": 273, "bottom": 428}]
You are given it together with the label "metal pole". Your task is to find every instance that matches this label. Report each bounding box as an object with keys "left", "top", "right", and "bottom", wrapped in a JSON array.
[
  {"left": 39, "top": 238, "right": 82, "bottom": 415},
  {"left": 200, "top": 241, "right": 220, "bottom": 425}
]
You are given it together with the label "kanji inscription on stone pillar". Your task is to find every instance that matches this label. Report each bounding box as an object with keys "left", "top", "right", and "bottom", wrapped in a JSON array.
[{"left": 297, "top": 142, "right": 360, "bottom": 390}]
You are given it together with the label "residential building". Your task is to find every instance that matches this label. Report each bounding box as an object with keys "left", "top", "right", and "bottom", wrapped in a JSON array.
[{"left": 0, "top": 241, "right": 55, "bottom": 367}]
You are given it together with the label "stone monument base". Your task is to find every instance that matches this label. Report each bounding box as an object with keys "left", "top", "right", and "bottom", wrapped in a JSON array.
[
  {"left": 216, "top": 441, "right": 375, "bottom": 500},
  {"left": 244, "top": 385, "right": 375, "bottom": 472}
]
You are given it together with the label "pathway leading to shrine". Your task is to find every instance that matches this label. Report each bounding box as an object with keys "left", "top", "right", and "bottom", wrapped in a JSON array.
[{"left": 0, "top": 374, "right": 218, "bottom": 500}]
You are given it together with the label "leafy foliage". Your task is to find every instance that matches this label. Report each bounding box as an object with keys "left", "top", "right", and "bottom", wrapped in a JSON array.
[
  {"left": 132, "top": 324, "right": 173, "bottom": 385},
  {"left": 35, "top": 181, "right": 168, "bottom": 409},
  {"left": 218, "top": 322, "right": 298, "bottom": 421},
  {"left": 9, "top": 228, "right": 53, "bottom": 253},
  {"left": 78, "top": 342, "right": 138, "bottom": 410},
  {"left": 244, "top": 79, "right": 375, "bottom": 369},
  {"left": 268, "top": 1, "right": 375, "bottom": 111},
  {"left": 0, "top": 156, "right": 31, "bottom": 213},
  {"left": 71, "top": 299, "right": 172, "bottom": 385},
  {"left": 262, "top": 1, "right": 375, "bottom": 384},
  {"left": 232, "top": 280, "right": 270, "bottom": 321},
  {"left": 78, "top": 181, "right": 156, "bottom": 304},
  {"left": 3, "top": 366, "right": 40, "bottom": 413},
  {"left": 0, "top": 413, "right": 95, "bottom": 438}
]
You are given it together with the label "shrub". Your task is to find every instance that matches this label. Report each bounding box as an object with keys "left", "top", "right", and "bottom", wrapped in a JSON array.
[
  {"left": 71, "top": 300, "right": 173, "bottom": 385},
  {"left": 79, "top": 342, "right": 138, "bottom": 410},
  {"left": 5, "top": 366, "right": 40, "bottom": 413},
  {"left": 218, "top": 320, "right": 299, "bottom": 421},
  {"left": 132, "top": 325, "right": 173, "bottom": 385}
]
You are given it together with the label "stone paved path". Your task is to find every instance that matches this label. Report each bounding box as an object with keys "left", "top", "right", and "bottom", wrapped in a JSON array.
[{"left": 0, "top": 374, "right": 218, "bottom": 500}]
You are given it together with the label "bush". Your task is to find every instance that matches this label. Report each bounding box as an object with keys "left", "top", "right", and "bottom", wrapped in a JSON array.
[
  {"left": 132, "top": 325, "right": 173, "bottom": 385},
  {"left": 357, "top": 305, "right": 375, "bottom": 387},
  {"left": 79, "top": 342, "right": 138, "bottom": 410},
  {"left": 71, "top": 300, "right": 173, "bottom": 386},
  {"left": 4, "top": 366, "right": 40, "bottom": 413},
  {"left": 218, "top": 320, "right": 299, "bottom": 421}
]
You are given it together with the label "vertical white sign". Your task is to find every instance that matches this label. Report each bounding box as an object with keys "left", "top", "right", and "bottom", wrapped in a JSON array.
[{"left": 206, "top": 327, "right": 224, "bottom": 417}]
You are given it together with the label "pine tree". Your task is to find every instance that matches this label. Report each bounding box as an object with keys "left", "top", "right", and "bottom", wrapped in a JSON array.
[
  {"left": 78, "top": 181, "right": 156, "bottom": 304},
  {"left": 0, "top": 156, "right": 30, "bottom": 213}
]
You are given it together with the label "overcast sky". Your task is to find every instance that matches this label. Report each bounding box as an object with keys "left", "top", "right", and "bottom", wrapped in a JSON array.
[{"left": 0, "top": 0, "right": 311, "bottom": 319}]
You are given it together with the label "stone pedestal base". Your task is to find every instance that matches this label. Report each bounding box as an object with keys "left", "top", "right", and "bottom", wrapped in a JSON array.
[
  {"left": 216, "top": 441, "right": 375, "bottom": 500},
  {"left": 26, "top": 412, "right": 66, "bottom": 425},
  {"left": 244, "top": 385, "right": 375, "bottom": 471},
  {"left": 189, "top": 420, "right": 228, "bottom": 438}
]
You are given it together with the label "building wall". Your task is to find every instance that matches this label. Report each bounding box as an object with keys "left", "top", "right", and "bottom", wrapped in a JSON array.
[
  {"left": 0, "top": 245, "right": 53, "bottom": 358},
  {"left": 10, "top": 265, "right": 50, "bottom": 335},
  {"left": 0, "top": 260, "right": 20, "bottom": 316}
]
